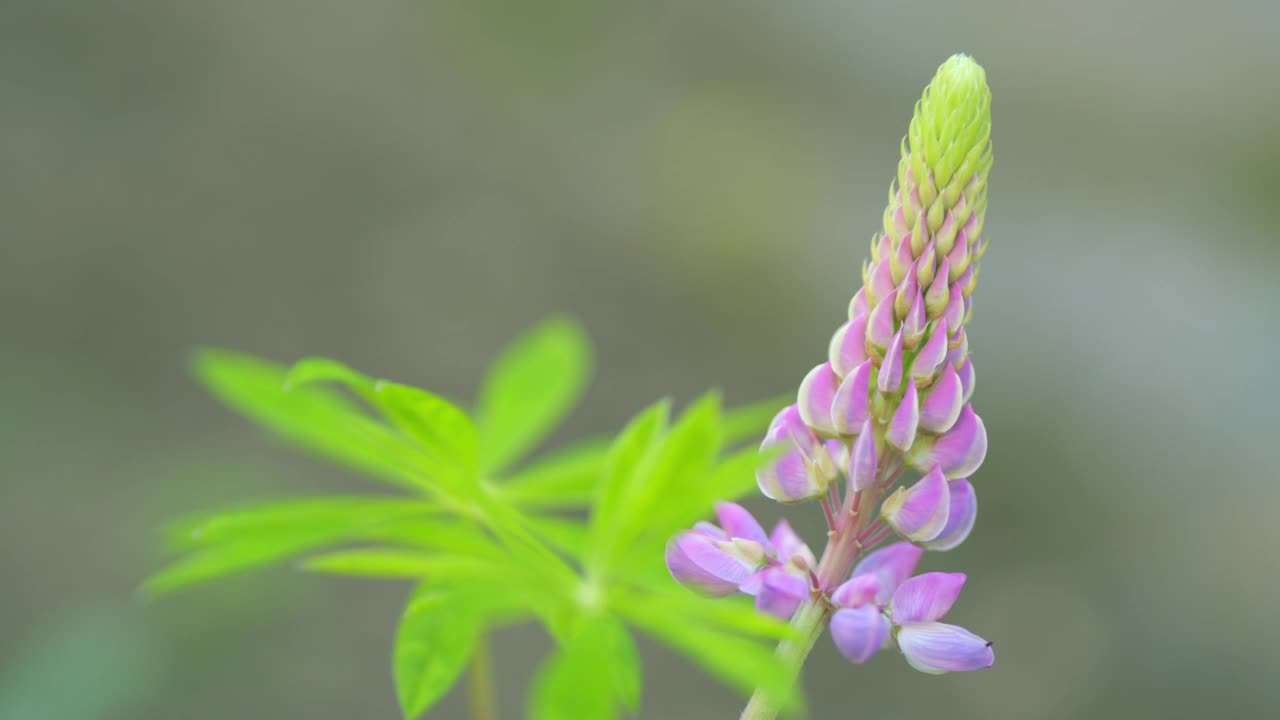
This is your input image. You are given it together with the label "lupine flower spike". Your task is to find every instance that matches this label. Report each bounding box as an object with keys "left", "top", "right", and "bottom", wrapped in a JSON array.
[{"left": 666, "top": 54, "right": 997, "bottom": 718}]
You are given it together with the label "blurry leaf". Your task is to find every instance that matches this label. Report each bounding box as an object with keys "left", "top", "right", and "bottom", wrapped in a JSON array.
[
  {"left": 523, "top": 513, "right": 588, "bottom": 558},
  {"left": 722, "top": 395, "right": 787, "bottom": 445},
  {"left": 394, "top": 583, "right": 491, "bottom": 719},
  {"left": 610, "top": 393, "right": 723, "bottom": 553},
  {"left": 166, "top": 496, "right": 436, "bottom": 550},
  {"left": 493, "top": 439, "right": 608, "bottom": 508},
  {"left": 286, "top": 358, "right": 479, "bottom": 490},
  {"left": 359, "top": 518, "right": 506, "bottom": 560},
  {"left": 149, "top": 500, "right": 494, "bottom": 595},
  {"left": 586, "top": 400, "right": 670, "bottom": 572},
  {"left": 633, "top": 445, "right": 782, "bottom": 559},
  {"left": 301, "top": 549, "right": 505, "bottom": 580},
  {"left": 193, "top": 350, "right": 432, "bottom": 490},
  {"left": 613, "top": 593, "right": 793, "bottom": 706},
  {"left": 477, "top": 317, "right": 592, "bottom": 474},
  {"left": 618, "top": 588, "right": 795, "bottom": 641},
  {"left": 530, "top": 614, "right": 637, "bottom": 720},
  {"left": 602, "top": 617, "right": 642, "bottom": 711},
  {"left": 145, "top": 535, "right": 336, "bottom": 596}
]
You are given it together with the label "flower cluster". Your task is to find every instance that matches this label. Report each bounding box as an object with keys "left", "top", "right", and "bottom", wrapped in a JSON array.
[
  {"left": 828, "top": 543, "right": 993, "bottom": 673},
  {"left": 664, "top": 501, "right": 817, "bottom": 620},
  {"left": 667, "top": 55, "right": 996, "bottom": 679}
]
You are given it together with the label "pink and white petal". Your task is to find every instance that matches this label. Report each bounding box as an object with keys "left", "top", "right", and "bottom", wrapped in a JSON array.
[
  {"left": 905, "top": 405, "right": 987, "bottom": 479},
  {"left": 921, "top": 479, "right": 977, "bottom": 551},
  {"left": 797, "top": 363, "right": 841, "bottom": 435},
  {"left": 830, "top": 360, "right": 873, "bottom": 434},
  {"left": 769, "top": 519, "right": 815, "bottom": 569},
  {"left": 896, "top": 622, "right": 994, "bottom": 674},
  {"left": 918, "top": 364, "right": 964, "bottom": 433},
  {"left": 715, "top": 502, "right": 769, "bottom": 547},
  {"left": 830, "top": 316, "right": 869, "bottom": 378},
  {"left": 880, "top": 466, "right": 950, "bottom": 542},
  {"left": 886, "top": 380, "right": 920, "bottom": 450},
  {"left": 890, "top": 572, "right": 967, "bottom": 624},
  {"left": 754, "top": 567, "right": 809, "bottom": 620},
  {"left": 830, "top": 606, "right": 890, "bottom": 664},
  {"left": 851, "top": 542, "right": 924, "bottom": 604},
  {"left": 847, "top": 419, "right": 878, "bottom": 492},
  {"left": 831, "top": 574, "right": 881, "bottom": 608}
]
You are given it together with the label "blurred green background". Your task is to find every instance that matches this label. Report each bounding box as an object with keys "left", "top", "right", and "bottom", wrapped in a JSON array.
[{"left": 2, "top": 1, "right": 1276, "bottom": 718}]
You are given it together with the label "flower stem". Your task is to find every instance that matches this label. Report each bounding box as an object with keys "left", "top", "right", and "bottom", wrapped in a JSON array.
[
  {"left": 740, "top": 484, "right": 885, "bottom": 720},
  {"left": 739, "top": 600, "right": 831, "bottom": 720},
  {"left": 467, "top": 631, "right": 498, "bottom": 720}
]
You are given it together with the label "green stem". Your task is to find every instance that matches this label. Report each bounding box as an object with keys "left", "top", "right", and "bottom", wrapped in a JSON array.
[
  {"left": 739, "top": 479, "right": 888, "bottom": 720},
  {"left": 738, "top": 600, "right": 831, "bottom": 720},
  {"left": 467, "top": 631, "right": 498, "bottom": 720}
]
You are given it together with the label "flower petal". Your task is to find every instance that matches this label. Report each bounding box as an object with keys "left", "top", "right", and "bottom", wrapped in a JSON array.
[
  {"left": 754, "top": 566, "right": 809, "bottom": 620},
  {"left": 715, "top": 502, "right": 768, "bottom": 547},
  {"left": 921, "top": 478, "right": 977, "bottom": 551},
  {"left": 957, "top": 357, "right": 975, "bottom": 404},
  {"left": 896, "top": 622, "right": 994, "bottom": 674},
  {"left": 918, "top": 363, "right": 963, "bottom": 433},
  {"left": 798, "top": 362, "right": 840, "bottom": 435},
  {"left": 770, "top": 519, "right": 816, "bottom": 569},
  {"left": 886, "top": 380, "right": 920, "bottom": 450},
  {"left": 830, "top": 606, "right": 890, "bottom": 664},
  {"left": 756, "top": 447, "right": 827, "bottom": 503},
  {"left": 910, "top": 319, "right": 949, "bottom": 383},
  {"left": 847, "top": 419, "right": 877, "bottom": 492},
  {"left": 866, "top": 290, "right": 897, "bottom": 350},
  {"left": 665, "top": 531, "right": 762, "bottom": 596},
  {"left": 880, "top": 465, "right": 950, "bottom": 542},
  {"left": 829, "top": 316, "right": 869, "bottom": 377},
  {"left": 848, "top": 287, "right": 868, "bottom": 321},
  {"left": 831, "top": 574, "right": 880, "bottom": 608},
  {"left": 905, "top": 404, "right": 987, "bottom": 479},
  {"left": 878, "top": 331, "right": 905, "bottom": 394},
  {"left": 831, "top": 360, "right": 873, "bottom": 434},
  {"left": 851, "top": 542, "right": 923, "bottom": 604},
  {"left": 891, "top": 572, "right": 966, "bottom": 624}
]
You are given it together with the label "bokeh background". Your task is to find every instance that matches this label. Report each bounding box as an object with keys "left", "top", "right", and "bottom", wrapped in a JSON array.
[{"left": 3, "top": 1, "right": 1277, "bottom": 718}]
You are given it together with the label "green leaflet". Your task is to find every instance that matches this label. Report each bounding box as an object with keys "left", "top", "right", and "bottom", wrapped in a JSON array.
[
  {"left": 192, "top": 350, "right": 432, "bottom": 490},
  {"left": 165, "top": 496, "right": 437, "bottom": 550},
  {"left": 285, "top": 358, "right": 479, "bottom": 494},
  {"left": 477, "top": 317, "right": 592, "bottom": 474},
  {"left": 529, "top": 614, "right": 639, "bottom": 720},
  {"left": 491, "top": 439, "right": 608, "bottom": 508},
  {"left": 301, "top": 549, "right": 505, "bottom": 580},
  {"left": 613, "top": 593, "right": 795, "bottom": 707},
  {"left": 393, "top": 583, "right": 490, "bottom": 719},
  {"left": 149, "top": 497, "right": 503, "bottom": 594},
  {"left": 585, "top": 399, "right": 670, "bottom": 574},
  {"left": 618, "top": 587, "right": 796, "bottom": 641},
  {"left": 610, "top": 393, "right": 723, "bottom": 556}
]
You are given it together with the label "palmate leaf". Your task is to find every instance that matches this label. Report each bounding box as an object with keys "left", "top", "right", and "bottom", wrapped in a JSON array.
[
  {"left": 477, "top": 317, "right": 592, "bottom": 475},
  {"left": 172, "top": 319, "right": 798, "bottom": 719}
]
